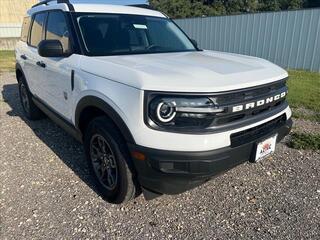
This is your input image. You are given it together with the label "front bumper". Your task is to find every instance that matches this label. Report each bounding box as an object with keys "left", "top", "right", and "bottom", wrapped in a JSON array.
[{"left": 129, "top": 115, "right": 292, "bottom": 195}]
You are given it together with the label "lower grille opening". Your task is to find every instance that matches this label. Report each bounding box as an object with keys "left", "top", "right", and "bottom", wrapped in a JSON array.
[{"left": 230, "top": 114, "right": 287, "bottom": 147}]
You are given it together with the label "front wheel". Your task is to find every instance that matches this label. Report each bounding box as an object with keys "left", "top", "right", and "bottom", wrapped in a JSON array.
[{"left": 84, "top": 116, "right": 139, "bottom": 204}]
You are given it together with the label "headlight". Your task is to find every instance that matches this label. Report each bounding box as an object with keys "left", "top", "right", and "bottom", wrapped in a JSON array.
[
  {"left": 156, "top": 101, "right": 177, "bottom": 123},
  {"left": 146, "top": 93, "right": 225, "bottom": 131}
]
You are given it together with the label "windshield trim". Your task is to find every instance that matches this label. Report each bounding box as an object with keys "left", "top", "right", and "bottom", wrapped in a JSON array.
[{"left": 72, "top": 12, "right": 200, "bottom": 57}]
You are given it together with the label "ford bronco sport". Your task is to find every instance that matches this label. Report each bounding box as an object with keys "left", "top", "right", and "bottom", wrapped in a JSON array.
[{"left": 15, "top": 0, "right": 292, "bottom": 203}]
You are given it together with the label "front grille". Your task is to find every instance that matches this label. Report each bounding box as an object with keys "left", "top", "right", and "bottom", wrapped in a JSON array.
[
  {"left": 213, "top": 80, "right": 286, "bottom": 105},
  {"left": 230, "top": 114, "right": 287, "bottom": 147},
  {"left": 208, "top": 78, "right": 288, "bottom": 129}
]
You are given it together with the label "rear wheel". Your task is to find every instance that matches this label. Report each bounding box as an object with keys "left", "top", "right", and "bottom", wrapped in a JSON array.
[
  {"left": 18, "top": 77, "right": 44, "bottom": 120},
  {"left": 84, "top": 116, "right": 139, "bottom": 204}
]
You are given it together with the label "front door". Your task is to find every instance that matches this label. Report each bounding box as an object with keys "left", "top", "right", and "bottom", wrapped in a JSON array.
[{"left": 39, "top": 10, "right": 75, "bottom": 120}]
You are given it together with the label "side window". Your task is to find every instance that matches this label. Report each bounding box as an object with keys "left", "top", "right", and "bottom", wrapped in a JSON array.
[
  {"left": 21, "top": 17, "right": 31, "bottom": 42},
  {"left": 46, "top": 11, "right": 70, "bottom": 54},
  {"left": 29, "top": 13, "right": 47, "bottom": 47}
]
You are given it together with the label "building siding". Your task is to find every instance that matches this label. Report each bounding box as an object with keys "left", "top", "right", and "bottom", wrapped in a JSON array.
[
  {"left": 0, "top": 0, "right": 37, "bottom": 24},
  {"left": 0, "top": 0, "right": 37, "bottom": 49},
  {"left": 0, "top": 24, "right": 22, "bottom": 38},
  {"left": 175, "top": 8, "right": 320, "bottom": 72}
]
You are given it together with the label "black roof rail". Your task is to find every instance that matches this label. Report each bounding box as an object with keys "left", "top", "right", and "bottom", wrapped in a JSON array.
[
  {"left": 128, "top": 4, "right": 154, "bottom": 10},
  {"left": 32, "top": 0, "right": 70, "bottom": 8}
]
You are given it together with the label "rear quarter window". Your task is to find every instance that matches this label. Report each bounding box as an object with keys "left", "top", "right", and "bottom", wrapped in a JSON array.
[{"left": 21, "top": 17, "right": 31, "bottom": 42}]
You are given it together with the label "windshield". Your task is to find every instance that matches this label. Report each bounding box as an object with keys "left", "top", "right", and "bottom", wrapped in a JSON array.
[{"left": 75, "top": 13, "right": 197, "bottom": 56}]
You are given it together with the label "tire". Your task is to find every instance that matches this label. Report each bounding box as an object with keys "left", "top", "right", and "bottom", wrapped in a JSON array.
[
  {"left": 18, "top": 76, "right": 44, "bottom": 120},
  {"left": 84, "top": 116, "right": 140, "bottom": 204}
]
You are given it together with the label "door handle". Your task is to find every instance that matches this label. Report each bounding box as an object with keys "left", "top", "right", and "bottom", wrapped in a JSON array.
[
  {"left": 36, "top": 61, "right": 46, "bottom": 68},
  {"left": 71, "top": 70, "right": 75, "bottom": 91},
  {"left": 20, "top": 54, "right": 27, "bottom": 60}
]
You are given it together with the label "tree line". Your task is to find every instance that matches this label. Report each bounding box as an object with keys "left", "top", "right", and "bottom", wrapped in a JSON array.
[{"left": 149, "top": 0, "right": 320, "bottom": 18}]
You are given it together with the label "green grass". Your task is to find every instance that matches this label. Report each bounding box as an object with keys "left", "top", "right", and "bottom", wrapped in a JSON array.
[
  {"left": 0, "top": 50, "right": 15, "bottom": 73},
  {"left": 287, "top": 70, "right": 320, "bottom": 113},
  {"left": 288, "top": 132, "right": 320, "bottom": 150}
]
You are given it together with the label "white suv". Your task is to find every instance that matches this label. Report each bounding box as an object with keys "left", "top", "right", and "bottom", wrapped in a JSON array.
[{"left": 16, "top": 0, "right": 292, "bottom": 203}]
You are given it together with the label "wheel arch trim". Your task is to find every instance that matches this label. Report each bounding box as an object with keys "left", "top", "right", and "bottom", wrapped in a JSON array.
[
  {"left": 15, "top": 63, "right": 33, "bottom": 93},
  {"left": 75, "top": 96, "right": 136, "bottom": 144},
  {"left": 15, "top": 63, "right": 26, "bottom": 82}
]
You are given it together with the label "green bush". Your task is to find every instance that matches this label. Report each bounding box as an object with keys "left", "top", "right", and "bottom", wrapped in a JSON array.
[{"left": 288, "top": 132, "right": 320, "bottom": 150}]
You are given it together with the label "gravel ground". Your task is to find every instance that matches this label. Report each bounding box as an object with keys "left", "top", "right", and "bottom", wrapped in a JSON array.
[
  {"left": 1, "top": 72, "right": 319, "bottom": 240},
  {"left": 293, "top": 118, "right": 320, "bottom": 134}
]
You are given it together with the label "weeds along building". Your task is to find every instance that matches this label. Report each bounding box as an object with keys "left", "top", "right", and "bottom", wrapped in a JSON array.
[{"left": 0, "top": 0, "right": 38, "bottom": 50}]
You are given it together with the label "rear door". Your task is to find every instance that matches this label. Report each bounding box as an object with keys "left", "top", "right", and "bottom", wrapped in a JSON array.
[
  {"left": 24, "top": 12, "right": 47, "bottom": 96},
  {"left": 16, "top": 16, "right": 32, "bottom": 82}
]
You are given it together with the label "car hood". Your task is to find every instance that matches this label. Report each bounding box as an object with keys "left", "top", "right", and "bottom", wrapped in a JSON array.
[{"left": 80, "top": 50, "right": 288, "bottom": 92}]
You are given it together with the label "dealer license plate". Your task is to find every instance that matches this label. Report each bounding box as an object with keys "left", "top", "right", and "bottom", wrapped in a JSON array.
[{"left": 255, "top": 135, "right": 277, "bottom": 162}]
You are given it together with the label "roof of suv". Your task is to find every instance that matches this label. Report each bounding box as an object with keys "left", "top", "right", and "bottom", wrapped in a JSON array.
[{"left": 28, "top": 1, "right": 167, "bottom": 18}]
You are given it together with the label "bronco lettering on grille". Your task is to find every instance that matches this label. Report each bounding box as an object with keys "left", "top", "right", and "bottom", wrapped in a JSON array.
[{"left": 232, "top": 91, "right": 287, "bottom": 113}]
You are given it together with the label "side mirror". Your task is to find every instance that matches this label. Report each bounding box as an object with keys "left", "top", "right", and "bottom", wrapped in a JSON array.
[
  {"left": 38, "top": 40, "right": 64, "bottom": 58},
  {"left": 191, "top": 39, "right": 198, "bottom": 48}
]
